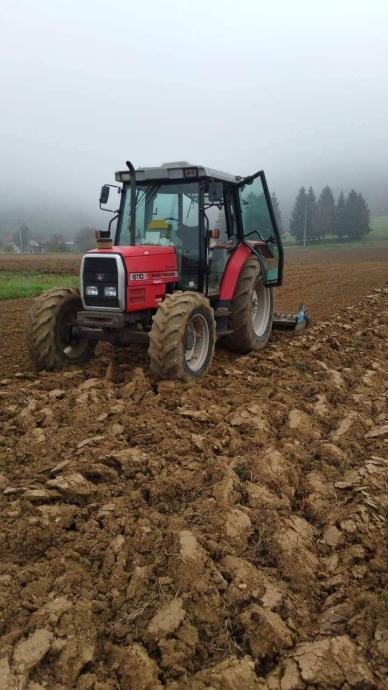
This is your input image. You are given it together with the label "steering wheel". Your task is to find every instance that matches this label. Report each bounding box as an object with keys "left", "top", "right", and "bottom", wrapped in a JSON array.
[{"left": 163, "top": 217, "right": 179, "bottom": 223}]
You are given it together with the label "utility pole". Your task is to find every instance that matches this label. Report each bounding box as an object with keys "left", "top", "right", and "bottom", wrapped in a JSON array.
[{"left": 303, "top": 204, "right": 307, "bottom": 248}]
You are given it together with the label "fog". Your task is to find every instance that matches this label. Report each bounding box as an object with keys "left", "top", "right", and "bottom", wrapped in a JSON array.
[{"left": 1, "top": 0, "right": 388, "bottom": 235}]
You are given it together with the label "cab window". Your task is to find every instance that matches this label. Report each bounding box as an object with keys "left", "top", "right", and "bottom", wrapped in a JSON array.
[{"left": 238, "top": 175, "right": 274, "bottom": 242}]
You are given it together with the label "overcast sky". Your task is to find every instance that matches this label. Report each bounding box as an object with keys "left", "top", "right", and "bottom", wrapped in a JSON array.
[{"left": 1, "top": 0, "right": 387, "bottom": 233}]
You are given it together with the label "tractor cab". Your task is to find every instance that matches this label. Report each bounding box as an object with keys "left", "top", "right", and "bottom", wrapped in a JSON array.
[{"left": 111, "top": 161, "right": 283, "bottom": 297}]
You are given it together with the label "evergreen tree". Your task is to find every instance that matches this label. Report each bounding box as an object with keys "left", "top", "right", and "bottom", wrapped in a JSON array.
[
  {"left": 316, "top": 186, "right": 335, "bottom": 238},
  {"left": 344, "top": 190, "right": 371, "bottom": 239},
  {"left": 335, "top": 191, "right": 347, "bottom": 238},
  {"left": 344, "top": 190, "right": 359, "bottom": 238},
  {"left": 271, "top": 192, "right": 283, "bottom": 234},
  {"left": 356, "top": 193, "right": 371, "bottom": 238},
  {"left": 290, "top": 187, "right": 307, "bottom": 241},
  {"left": 306, "top": 187, "right": 318, "bottom": 240}
]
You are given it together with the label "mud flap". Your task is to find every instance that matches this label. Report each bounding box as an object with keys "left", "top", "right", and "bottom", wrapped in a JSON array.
[{"left": 272, "top": 304, "right": 310, "bottom": 334}]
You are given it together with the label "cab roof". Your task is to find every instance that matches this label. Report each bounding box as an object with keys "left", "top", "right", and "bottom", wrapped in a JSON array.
[{"left": 115, "top": 161, "right": 241, "bottom": 185}]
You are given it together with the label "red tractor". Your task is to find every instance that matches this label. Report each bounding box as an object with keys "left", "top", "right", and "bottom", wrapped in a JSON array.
[{"left": 27, "top": 161, "right": 307, "bottom": 380}]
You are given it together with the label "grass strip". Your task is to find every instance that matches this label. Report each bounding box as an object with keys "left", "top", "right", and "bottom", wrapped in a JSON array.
[{"left": 0, "top": 271, "right": 79, "bottom": 300}]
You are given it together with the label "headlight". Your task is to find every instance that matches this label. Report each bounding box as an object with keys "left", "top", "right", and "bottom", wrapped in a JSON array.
[
  {"left": 86, "top": 285, "right": 98, "bottom": 296},
  {"left": 104, "top": 286, "right": 117, "bottom": 298}
]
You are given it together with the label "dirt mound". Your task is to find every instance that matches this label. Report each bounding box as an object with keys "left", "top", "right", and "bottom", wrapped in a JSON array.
[{"left": 0, "top": 288, "right": 387, "bottom": 689}]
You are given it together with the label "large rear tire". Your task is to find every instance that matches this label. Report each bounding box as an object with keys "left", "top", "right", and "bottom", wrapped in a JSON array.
[
  {"left": 222, "top": 256, "right": 273, "bottom": 353},
  {"left": 27, "top": 288, "right": 95, "bottom": 371},
  {"left": 148, "top": 291, "right": 216, "bottom": 381}
]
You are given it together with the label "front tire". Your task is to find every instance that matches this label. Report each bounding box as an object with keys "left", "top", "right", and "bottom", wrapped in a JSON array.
[
  {"left": 222, "top": 256, "right": 273, "bottom": 353},
  {"left": 148, "top": 291, "right": 216, "bottom": 381},
  {"left": 27, "top": 288, "right": 95, "bottom": 371}
]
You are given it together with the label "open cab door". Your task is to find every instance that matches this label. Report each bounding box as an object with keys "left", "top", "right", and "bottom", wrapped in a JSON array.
[{"left": 237, "top": 170, "right": 284, "bottom": 286}]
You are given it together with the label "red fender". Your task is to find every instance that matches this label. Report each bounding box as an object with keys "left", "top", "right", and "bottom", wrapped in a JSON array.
[{"left": 219, "top": 243, "right": 252, "bottom": 301}]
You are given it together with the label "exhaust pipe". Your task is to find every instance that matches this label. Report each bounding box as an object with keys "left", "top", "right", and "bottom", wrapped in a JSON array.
[{"left": 126, "top": 161, "right": 136, "bottom": 246}]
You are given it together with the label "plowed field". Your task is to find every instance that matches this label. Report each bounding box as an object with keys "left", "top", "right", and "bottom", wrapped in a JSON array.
[{"left": 0, "top": 249, "right": 387, "bottom": 689}]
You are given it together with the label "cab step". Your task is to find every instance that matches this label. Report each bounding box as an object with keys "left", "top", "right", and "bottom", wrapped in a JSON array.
[
  {"left": 214, "top": 306, "right": 232, "bottom": 318},
  {"left": 214, "top": 305, "right": 232, "bottom": 336}
]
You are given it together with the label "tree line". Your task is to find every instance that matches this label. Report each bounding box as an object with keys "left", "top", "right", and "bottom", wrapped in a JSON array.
[
  {"left": 1, "top": 187, "right": 372, "bottom": 252},
  {"left": 271, "top": 187, "right": 371, "bottom": 241}
]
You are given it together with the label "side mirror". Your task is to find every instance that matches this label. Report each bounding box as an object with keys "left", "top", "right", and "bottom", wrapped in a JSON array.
[
  {"left": 208, "top": 181, "right": 223, "bottom": 204},
  {"left": 99, "top": 185, "right": 110, "bottom": 205}
]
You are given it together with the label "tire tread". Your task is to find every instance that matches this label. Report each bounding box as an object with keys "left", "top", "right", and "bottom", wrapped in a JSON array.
[
  {"left": 27, "top": 288, "right": 94, "bottom": 371},
  {"left": 148, "top": 292, "right": 216, "bottom": 380},
  {"left": 222, "top": 256, "right": 273, "bottom": 353}
]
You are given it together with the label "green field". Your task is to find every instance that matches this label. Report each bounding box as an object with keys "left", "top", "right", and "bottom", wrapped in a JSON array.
[
  {"left": 0, "top": 272, "right": 79, "bottom": 300},
  {"left": 370, "top": 214, "right": 388, "bottom": 238}
]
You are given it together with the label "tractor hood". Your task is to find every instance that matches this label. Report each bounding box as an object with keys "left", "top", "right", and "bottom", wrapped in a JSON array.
[
  {"left": 87, "top": 245, "right": 176, "bottom": 258},
  {"left": 82, "top": 245, "right": 179, "bottom": 312}
]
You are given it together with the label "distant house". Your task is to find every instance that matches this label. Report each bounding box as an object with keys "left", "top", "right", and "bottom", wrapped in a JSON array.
[{"left": 29, "top": 240, "right": 44, "bottom": 254}]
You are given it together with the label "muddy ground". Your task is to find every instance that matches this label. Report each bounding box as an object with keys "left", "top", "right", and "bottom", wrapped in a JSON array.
[
  {"left": 0, "top": 252, "right": 387, "bottom": 689},
  {"left": 0, "top": 254, "right": 81, "bottom": 276}
]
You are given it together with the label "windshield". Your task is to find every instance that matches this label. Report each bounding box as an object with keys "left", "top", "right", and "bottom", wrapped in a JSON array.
[
  {"left": 116, "top": 182, "right": 200, "bottom": 247},
  {"left": 116, "top": 181, "right": 201, "bottom": 289}
]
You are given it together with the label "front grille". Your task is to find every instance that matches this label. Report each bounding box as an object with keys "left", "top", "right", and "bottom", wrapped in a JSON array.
[{"left": 83, "top": 256, "right": 121, "bottom": 309}]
